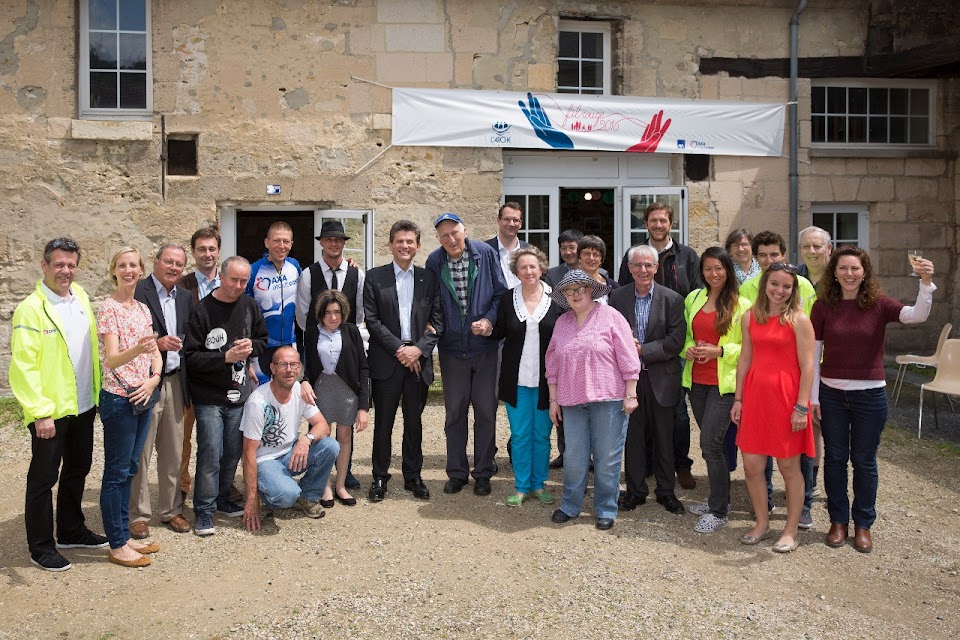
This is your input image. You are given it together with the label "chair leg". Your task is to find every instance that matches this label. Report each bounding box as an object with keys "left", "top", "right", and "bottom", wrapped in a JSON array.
[
  {"left": 918, "top": 387, "right": 924, "bottom": 438},
  {"left": 933, "top": 392, "right": 940, "bottom": 431},
  {"left": 894, "top": 364, "right": 906, "bottom": 407}
]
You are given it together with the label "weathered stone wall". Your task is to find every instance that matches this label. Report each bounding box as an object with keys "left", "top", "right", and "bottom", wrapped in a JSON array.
[{"left": 0, "top": 0, "right": 956, "bottom": 391}]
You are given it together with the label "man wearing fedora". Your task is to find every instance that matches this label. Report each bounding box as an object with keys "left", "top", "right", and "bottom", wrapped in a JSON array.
[
  {"left": 296, "top": 220, "right": 365, "bottom": 330},
  {"left": 296, "top": 219, "right": 366, "bottom": 490}
]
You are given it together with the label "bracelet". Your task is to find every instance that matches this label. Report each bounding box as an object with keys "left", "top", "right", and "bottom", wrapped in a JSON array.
[
  {"left": 150, "top": 371, "right": 161, "bottom": 378},
  {"left": 624, "top": 395, "right": 637, "bottom": 400},
  {"left": 549, "top": 399, "right": 558, "bottom": 404},
  {"left": 793, "top": 404, "right": 809, "bottom": 415},
  {"left": 733, "top": 398, "right": 742, "bottom": 403},
  {"left": 720, "top": 345, "right": 725, "bottom": 357}
]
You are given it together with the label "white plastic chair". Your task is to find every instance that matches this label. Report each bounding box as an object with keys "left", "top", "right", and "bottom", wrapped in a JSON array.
[
  {"left": 918, "top": 339, "right": 960, "bottom": 438},
  {"left": 894, "top": 323, "right": 952, "bottom": 407}
]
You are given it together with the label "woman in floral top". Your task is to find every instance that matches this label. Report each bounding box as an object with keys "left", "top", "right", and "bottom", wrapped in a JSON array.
[{"left": 97, "top": 247, "right": 162, "bottom": 568}]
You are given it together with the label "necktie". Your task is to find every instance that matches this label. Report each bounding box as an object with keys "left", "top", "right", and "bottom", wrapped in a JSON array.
[{"left": 330, "top": 268, "right": 339, "bottom": 290}]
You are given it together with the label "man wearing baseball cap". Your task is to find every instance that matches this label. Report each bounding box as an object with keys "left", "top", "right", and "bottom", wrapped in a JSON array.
[{"left": 425, "top": 213, "right": 508, "bottom": 497}]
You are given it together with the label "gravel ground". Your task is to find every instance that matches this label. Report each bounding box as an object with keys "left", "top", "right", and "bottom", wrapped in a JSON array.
[{"left": 0, "top": 373, "right": 958, "bottom": 639}]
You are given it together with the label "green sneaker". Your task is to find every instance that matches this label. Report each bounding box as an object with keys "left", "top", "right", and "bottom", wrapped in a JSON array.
[
  {"left": 533, "top": 490, "right": 555, "bottom": 504},
  {"left": 505, "top": 493, "right": 527, "bottom": 507}
]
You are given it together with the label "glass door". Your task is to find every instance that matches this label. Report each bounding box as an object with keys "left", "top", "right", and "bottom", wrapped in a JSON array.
[
  {"left": 621, "top": 187, "right": 688, "bottom": 249},
  {"left": 315, "top": 209, "right": 375, "bottom": 269}
]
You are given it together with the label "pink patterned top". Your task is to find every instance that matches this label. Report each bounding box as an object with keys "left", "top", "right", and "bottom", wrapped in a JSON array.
[
  {"left": 545, "top": 303, "right": 641, "bottom": 406},
  {"left": 97, "top": 297, "right": 154, "bottom": 397}
]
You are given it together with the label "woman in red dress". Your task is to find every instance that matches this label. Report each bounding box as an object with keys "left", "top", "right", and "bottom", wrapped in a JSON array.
[{"left": 731, "top": 263, "right": 815, "bottom": 553}]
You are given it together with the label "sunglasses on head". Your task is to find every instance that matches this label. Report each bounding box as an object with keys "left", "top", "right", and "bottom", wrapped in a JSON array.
[
  {"left": 768, "top": 261, "right": 797, "bottom": 274},
  {"left": 49, "top": 238, "right": 79, "bottom": 252}
]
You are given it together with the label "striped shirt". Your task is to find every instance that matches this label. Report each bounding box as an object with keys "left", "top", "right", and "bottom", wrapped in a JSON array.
[{"left": 634, "top": 283, "right": 654, "bottom": 366}]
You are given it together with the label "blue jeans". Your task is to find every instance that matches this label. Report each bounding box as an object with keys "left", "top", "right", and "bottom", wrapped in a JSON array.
[
  {"left": 193, "top": 404, "right": 244, "bottom": 518},
  {"left": 504, "top": 386, "right": 552, "bottom": 494},
  {"left": 256, "top": 436, "right": 340, "bottom": 508},
  {"left": 819, "top": 384, "right": 888, "bottom": 529},
  {"left": 559, "top": 400, "right": 627, "bottom": 520},
  {"left": 99, "top": 390, "right": 152, "bottom": 549}
]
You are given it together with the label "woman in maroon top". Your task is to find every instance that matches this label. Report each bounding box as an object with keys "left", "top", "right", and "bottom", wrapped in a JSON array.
[{"left": 811, "top": 247, "right": 936, "bottom": 553}]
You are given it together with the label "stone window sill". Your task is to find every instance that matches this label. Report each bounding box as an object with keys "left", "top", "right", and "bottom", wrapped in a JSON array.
[
  {"left": 70, "top": 120, "right": 153, "bottom": 141},
  {"left": 809, "top": 147, "right": 957, "bottom": 160}
]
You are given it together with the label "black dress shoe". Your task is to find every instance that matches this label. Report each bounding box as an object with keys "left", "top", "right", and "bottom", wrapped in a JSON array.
[
  {"left": 368, "top": 479, "right": 387, "bottom": 503},
  {"left": 596, "top": 518, "right": 615, "bottom": 531},
  {"left": 345, "top": 473, "right": 361, "bottom": 490},
  {"left": 404, "top": 477, "right": 430, "bottom": 500},
  {"left": 656, "top": 494, "right": 685, "bottom": 514},
  {"left": 551, "top": 508, "right": 573, "bottom": 524},
  {"left": 473, "top": 478, "right": 492, "bottom": 496},
  {"left": 491, "top": 459, "right": 499, "bottom": 475},
  {"left": 319, "top": 498, "right": 335, "bottom": 509},
  {"left": 443, "top": 478, "right": 468, "bottom": 494},
  {"left": 335, "top": 493, "right": 358, "bottom": 507},
  {"left": 617, "top": 492, "right": 646, "bottom": 511},
  {"left": 549, "top": 455, "right": 563, "bottom": 469}
]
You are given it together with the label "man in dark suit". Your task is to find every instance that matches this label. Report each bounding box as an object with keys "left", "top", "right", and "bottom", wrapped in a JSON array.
[
  {"left": 364, "top": 221, "right": 443, "bottom": 502},
  {"left": 485, "top": 202, "right": 529, "bottom": 289},
  {"left": 130, "top": 243, "right": 194, "bottom": 537},
  {"left": 609, "top": 244, "right": 686, "bottom": 514}
]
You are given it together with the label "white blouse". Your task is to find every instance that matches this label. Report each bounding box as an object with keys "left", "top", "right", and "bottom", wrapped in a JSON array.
[{"left": 513, "top": 283, "right": 553, "bottom": 388}]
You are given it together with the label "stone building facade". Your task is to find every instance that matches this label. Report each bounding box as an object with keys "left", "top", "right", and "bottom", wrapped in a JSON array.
[{"left": 0, "top": 0, "right": 957, "bottom": 388}]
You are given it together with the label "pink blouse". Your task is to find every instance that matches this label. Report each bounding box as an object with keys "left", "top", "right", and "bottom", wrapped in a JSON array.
[
  {"left": 97, "top": 297, "right": 154, "bottom": 397},
  {"left": 545, "top": 303, "right": 641, "bottom": 406}
]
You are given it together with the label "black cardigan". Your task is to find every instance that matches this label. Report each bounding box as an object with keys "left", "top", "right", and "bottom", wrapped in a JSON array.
[
  {"left": 490, "top": 286, "right": 563, "bottom": 410},
  {"left": 303, "top": 322, "right": 370, "bottom": 410}
]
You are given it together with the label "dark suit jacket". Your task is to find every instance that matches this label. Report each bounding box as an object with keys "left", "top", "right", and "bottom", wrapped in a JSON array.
[
  {"left": 303, "top": 321, "right": 369, "bottom": 410},
  {"left": 363, "top": 264, "right": 443, "bottom": 386},
  {"left": 490, "top": 286, "right": 563, "bottom": 410},
  {"left": 608, "top": 283, "right": 685, "bottom": 407},
  {"left": 134, "top": 276, "right": 193, "bottom": 406}
]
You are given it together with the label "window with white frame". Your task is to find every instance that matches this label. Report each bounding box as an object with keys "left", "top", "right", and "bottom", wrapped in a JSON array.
[
  {"left": 811, "top": 80, "right": 934, "bottom": 146},
  {"left": 79, "top": 0, "right": 152, "bottom": 118},
  {"left": 557, "top": 20, "right": 611, "bottom": 95},
  {"left": 502, "top": 194, "right": 551, "bottom": 256},
  {"left": 811, "top": 204, "right": 869, "bottom": 248}
]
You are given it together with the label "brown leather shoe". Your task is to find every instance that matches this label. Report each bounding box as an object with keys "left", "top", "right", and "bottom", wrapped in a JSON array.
[
  {"left": 129, "top": 520, "right": 150, "bottom": 540},
  {"left": 677, "top": 469, "right": 696, "bottom": 490},
  {"left": 825, "top": 522, "right": 848, "bottom": 548},
  {"left": 853, "top": 526, "right": 873, "bottom": 553},
  {"left": 165, "top": 514, "right": 190, "bottom": 534},
  {"left": 109, "top": 554, "right": 151, "bottom": 568}
]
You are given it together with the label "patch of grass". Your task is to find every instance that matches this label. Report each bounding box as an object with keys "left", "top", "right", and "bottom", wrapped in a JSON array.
[
  {"left": 0, "top": 397, "right": 25, "bottom": 432},
  {"left": 884, "top": 424, "right": 960, "bottom": 457},
  {"left": 904, "top": 363, "right": 937, "bottom": 379}
]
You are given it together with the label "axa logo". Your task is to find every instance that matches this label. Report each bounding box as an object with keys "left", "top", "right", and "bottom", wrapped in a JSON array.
[
  {"left": 255, "top": 274, "right": 289, "bottom": 291},
  {"left": 491, "top": 121, "right": 512, "bottom": 144},
  {"left": 43, "top": 328, "right": 58, "bottom": 335}
]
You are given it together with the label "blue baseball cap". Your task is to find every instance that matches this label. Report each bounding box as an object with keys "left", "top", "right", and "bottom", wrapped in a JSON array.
[{"left": 434, "top": 212, "right": 463, "bottom": 227}]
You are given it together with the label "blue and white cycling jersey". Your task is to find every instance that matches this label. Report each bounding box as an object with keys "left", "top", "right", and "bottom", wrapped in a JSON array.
[{"left": 245, "top": 253, "right": 301, "bottom": 348}]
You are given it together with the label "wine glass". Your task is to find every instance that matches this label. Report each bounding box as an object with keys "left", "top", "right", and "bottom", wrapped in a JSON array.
[{"left": 908, "top": 250, "right": 922, "bottom": 277}]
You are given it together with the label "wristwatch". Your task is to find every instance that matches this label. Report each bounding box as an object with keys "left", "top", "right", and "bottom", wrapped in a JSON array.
[{"left": 304, "top": 432, "right": 316, "bottom": 442}]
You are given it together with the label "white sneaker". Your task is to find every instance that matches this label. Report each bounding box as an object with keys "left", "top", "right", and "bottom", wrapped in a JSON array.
[
  {"left": 694, "top": 513, "right": 729, "bottom": 533},
  {"left": 687, "top": 501, "right": 710, "bottom": 516}
]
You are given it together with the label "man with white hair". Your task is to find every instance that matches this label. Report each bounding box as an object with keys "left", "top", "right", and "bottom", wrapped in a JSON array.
[
  {"left": 796, "top": 225, "right": 832, "bottom": 287},
  {"left": 609, "top": 245, "right": 686, "bottom": 514}
]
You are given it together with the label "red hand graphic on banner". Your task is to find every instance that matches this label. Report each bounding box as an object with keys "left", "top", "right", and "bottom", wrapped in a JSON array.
[{"left": 626, "top": 110, "right": 671, "bottom": 153}]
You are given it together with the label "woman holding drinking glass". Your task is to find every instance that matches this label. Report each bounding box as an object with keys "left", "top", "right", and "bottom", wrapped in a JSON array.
[
  {"left": 302, "top": 289, "right": 369, "bottom": 508},
  {"left": 98, "top": 246, "right": 163, "bottom": 568},
  {"left": 811, "top": 246, "right": 936, "bottom": 553},
  {"left": 731, "top": 262, "right": 815, "bottom": 553},
  {"left": 682, "top": 247, "right": 751, "bottom": 534},
  {"left": 491, "top": 246, "right": 563, "bottom": 507}
]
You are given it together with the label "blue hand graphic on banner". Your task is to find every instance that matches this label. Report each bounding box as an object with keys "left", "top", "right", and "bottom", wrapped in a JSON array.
[{"left": 519, "top": 92, "right": 574, "bottom": 149}]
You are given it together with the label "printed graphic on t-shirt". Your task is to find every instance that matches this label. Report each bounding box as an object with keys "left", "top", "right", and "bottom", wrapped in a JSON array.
[
  {"left": 205, "top": 327, "right": 228, "bottom": 350},
  {"left": 260, "top": 403, "right": 285, "bottom": 448}
]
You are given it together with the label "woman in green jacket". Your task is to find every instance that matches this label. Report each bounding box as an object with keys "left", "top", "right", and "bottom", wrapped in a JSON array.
[{"left": 682, "top": 247, "right": 752, "bottom": 533}]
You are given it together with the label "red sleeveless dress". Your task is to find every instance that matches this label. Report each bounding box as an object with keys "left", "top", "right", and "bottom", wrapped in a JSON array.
[{"left": 736, "top": 311, "right": 814, "bottom": 458}]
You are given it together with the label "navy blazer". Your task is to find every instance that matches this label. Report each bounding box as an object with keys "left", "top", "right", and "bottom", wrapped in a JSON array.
[
  {"left": 134, "top": 276, "right": 192, "bottom": 406},
  {"left": 363, "top": 263, "right": 443, "bottom": 385},
  {"left": 608, "top": 283, "right": 685, "bottom": 407}
]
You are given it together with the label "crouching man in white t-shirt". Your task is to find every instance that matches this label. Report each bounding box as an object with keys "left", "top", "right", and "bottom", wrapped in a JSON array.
[{"left": 240, "top": 346, "right": 340, "bottom": 530}]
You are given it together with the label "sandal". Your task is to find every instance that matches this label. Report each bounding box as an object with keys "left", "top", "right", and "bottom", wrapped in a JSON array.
[
  {"left": 532, "top": 489, "right": 556, "bottom": 505},
  {"left": 505, "top": 493, "right": 528, "bottom": 507}
]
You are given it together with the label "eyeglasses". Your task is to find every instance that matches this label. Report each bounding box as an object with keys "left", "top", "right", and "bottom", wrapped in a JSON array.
[
  {"left": 562, "top": 286, "right": 589, "bottom": 297},
  {"left": 160, "top": 258, "right": 186, "bottom": 269},
  {"left": 768, "top": 262, "right": 797, "bottom": 274},
  {"left": 629, "top": 262, "right": 656, "bottom": 270},
  {"left": 273, "top": 362, "right": 302, "bottom": 370}
]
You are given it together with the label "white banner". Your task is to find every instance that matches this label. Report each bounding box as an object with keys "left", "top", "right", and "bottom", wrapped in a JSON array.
[{"left": 392, "top": 88, "right": 785, "bottom": 157}]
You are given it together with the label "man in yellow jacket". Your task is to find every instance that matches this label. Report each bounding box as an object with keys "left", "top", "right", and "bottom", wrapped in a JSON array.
[{"left": 9, "top": 238, "right": 105, "bottom": 571}]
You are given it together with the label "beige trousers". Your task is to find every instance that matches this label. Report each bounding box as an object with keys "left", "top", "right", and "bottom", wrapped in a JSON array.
[{"left": 130, "top": 373, "right": 185, "bottom": 523}]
